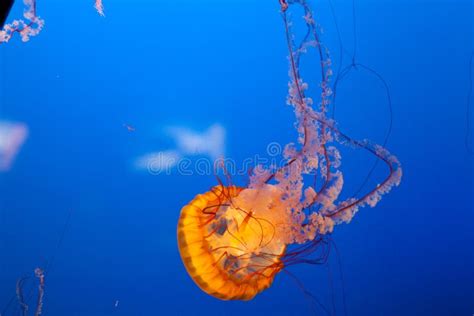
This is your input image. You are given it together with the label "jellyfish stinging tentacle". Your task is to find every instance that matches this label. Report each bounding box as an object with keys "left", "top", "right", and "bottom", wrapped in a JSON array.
[
  {"left": 0, "top": 0, "right": 44, "bottom": 43},
  {"left": 177, "top": 0, "right": 402, "bottom": 301},
  {"left": 94, "top": 0, "right": 105, "bottom": 17}
]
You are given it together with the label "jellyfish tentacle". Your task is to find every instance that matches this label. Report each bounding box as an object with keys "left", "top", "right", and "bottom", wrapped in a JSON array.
[
  {"left": 284, "top": 269, "right": 331, "bottom": 316},
  {"left": 270, "top": 3, "right": 334, "bottom": 195},
  {"left": 279, "top": 0, "right": 289, "bottom": 12},
  {"left": 0, "top": 0, "right": 44, "bottom": 43},
  {"left": 305, "top": 111, "right": 401, "bottom": 216},
  {"left": 328, "top": 0, "right": 396, "bottom": 196},
  {"left": 33, "top": 268, "right": 45, "bottom": 316},
  {"left": 16, "top": 276, "right": 30, "bottom": 316}
]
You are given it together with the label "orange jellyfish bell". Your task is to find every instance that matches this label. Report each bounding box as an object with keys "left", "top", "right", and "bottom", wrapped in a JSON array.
[{"left": 177, "top": 184, "right": 290, "bottom": 300}]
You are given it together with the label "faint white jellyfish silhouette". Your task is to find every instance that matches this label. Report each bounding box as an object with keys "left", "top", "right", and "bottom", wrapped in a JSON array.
[
  {"left": 0, "top": 121, "right": 28, "bottom": 171},
  {"left": 134, "top": 150, "right": 181, "bottom": 175},
  {"left": 134, "top": 124, "right": 226, "bottom": 174},
  {"left": 165, "top": 124, "right": 225, "bottom": 160}
]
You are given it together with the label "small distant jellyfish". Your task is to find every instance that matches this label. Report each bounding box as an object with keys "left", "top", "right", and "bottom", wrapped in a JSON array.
[
  {"left": 0, "top": 0, "right": 44, "bottom": 43},
  {"left": 177, "top": 0, "right": 402, "bottom": 300}
]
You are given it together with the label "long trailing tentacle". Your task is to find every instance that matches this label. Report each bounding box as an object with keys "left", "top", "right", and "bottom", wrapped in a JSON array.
[
  {"left": 276, "top": 0, "right": 401, "bottom": 234},
  {"left": 328, "top": 0, "right": 395, "bottom": 196}
]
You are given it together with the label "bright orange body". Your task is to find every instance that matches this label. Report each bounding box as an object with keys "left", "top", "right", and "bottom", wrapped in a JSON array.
[{"left": 177, "top": 185, "right": 285, "bottom": 300}]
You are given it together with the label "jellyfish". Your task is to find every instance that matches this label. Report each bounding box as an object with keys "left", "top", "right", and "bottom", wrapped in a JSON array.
[{"left": 177, "top": 0, "right": 402, "bottom": 301}]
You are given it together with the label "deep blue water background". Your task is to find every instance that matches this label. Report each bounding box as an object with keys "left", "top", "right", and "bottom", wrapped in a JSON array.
[{"left": 1, "top": 0, "right": 473, "bottom": 315}]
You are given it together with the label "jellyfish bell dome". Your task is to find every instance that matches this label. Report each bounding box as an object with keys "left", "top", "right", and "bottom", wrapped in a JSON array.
[{"left": 177, "top": 184, "right": 290, "bottom": 300}]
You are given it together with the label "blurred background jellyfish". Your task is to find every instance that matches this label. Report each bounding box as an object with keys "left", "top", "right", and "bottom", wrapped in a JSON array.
[
  {"left": 177, "top": 0, "right": 402, "bottom": 301},
  {"left": 0, "top": 120, "right": 28, "bottom": 172},
  {"left": 135, "top": 150, "right": 182, "bottom": 175},
  {"left": 134, "top": 124, "right": 225, "bottom": 174},
  {"left": 165, "top": 124, "right": 225, "bottom": 161}
]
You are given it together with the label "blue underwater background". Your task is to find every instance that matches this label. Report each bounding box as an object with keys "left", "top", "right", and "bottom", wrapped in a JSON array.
[{"left": 0, "top": 0, "right": 473, "bottom": 315}]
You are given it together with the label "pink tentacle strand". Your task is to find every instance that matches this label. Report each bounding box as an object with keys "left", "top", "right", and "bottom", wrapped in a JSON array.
[
  {"left": 248, "top": 0, "right": 402, "bottom": 244},
  {"left": 94, "top": 0, "right": 105, "bottom": 16},
  {"left": 0, "top": 0, "right": 44, "bottom": 43}
]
